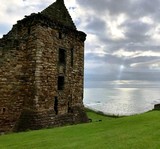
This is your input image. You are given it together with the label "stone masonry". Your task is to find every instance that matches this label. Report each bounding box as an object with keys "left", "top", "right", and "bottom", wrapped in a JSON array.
[{"left": 0, "top": 0, "right": 88, "bottom": 133}]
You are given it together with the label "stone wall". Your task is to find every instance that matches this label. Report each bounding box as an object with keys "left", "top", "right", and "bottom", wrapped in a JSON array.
[
  {"left": 0, "top": 22, "right": 38, "bottom": 132},
  {"left": 0, "top": 13, "right": 88, "bottom": 133},
  {"left": 14, "top": 106, "right": 88, "bottom": 132}
]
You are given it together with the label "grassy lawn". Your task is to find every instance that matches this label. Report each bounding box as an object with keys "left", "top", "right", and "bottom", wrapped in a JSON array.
[{"left": 0, "top": 110, "right": 160, "bottom": 149}]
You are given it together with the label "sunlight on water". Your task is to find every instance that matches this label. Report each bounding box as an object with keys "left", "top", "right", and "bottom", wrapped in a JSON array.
[{"left": 84, "top": 88, "right": 160, "bottom": 116}]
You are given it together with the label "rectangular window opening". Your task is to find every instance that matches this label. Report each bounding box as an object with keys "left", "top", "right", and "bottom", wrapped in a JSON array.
[
  {"left": 1, "top": 108, "right": 6, "bottom": 114},
  {"left": 58, "top": 76, "right": 65, "bottom": 90},
  {"left": 28, "top": 27, "right": 31, "bottom": 34},
  {"left": 54, "top": 97, "right": 58, "bottom": 115},
  {"left": 59, "top": 32, "right": 62, "bottom": 39},
  {"left": 59, "top": 48, "right": 66, "bottom": 65}
]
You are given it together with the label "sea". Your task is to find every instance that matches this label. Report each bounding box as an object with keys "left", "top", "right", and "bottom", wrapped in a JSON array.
[{"left": 84, "top": 87, "right": 160, "bottom": 116}]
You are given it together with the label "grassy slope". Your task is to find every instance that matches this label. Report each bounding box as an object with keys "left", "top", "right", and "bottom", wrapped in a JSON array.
[{"left": 0, "top": 110, "right": 160, "bottom": 149}]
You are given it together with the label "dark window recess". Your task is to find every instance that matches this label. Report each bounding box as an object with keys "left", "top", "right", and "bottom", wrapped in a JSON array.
[
  {"left": 59, "top": 48, "right": 66, "bottom": 65},
  {"left": 28, "top": 27, "right": 31, "bottom": 34},
  {"left": 58, "top": 76, "right": 65, "bottom": 90},
  {"left": 14, "top": 40, "right": 19, "bottom": 47},
  {"left": 82, "top": 93, "right": 83, "bottom": 99},
  {"left": 2, "top": 108, "right": 6, "bottom": 114},
  {"left": 68, "top": 102, "right": 72, "bottom": 113},
  {"left": 71, "top": 48, "right": 74, "bottom": 67},
  {"left": 20, "top": 76, "right": 28, "bottom": 83},
  {"left": 59, "top": 32, "right": 62, "bottom": 39},
  {"left": 54, "top": 97, "right": 58, "bottom": 115}
]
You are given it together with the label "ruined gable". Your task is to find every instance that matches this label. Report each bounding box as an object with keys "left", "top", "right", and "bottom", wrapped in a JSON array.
[
  {"left": 41, "top": 0, "right": 76, "bottom": 29},
  {"left": 0, "top": 0, "right": 88, "bottom": 133}
]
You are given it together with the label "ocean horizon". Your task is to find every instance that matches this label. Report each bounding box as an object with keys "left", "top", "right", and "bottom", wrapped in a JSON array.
[{"left": 84, "top": 86, "right": 160, "bottom": 116}]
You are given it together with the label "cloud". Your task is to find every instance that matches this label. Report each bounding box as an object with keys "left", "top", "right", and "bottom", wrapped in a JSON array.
[
  {"left": 0, "top": 0, "right": 47, "bottom": 35},
  {"left": 75, "top": 0, "right": 160, "bottom": 86},
  {"left": 121, "top": 20, "right": 152, "bottom": 43},
  {"left": 130, "top": 59, "right": 160, "bottom": 69},
  {"left": 85, "top": 16, "right": 106, "bottom": 34},
  {"left": 1, "top": 0, "right": 160, "bottom": 88}
]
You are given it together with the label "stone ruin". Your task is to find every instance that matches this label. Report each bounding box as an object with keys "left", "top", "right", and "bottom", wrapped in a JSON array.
[{"left": 0, "top": 0, "right": 88, "bottom": 133}]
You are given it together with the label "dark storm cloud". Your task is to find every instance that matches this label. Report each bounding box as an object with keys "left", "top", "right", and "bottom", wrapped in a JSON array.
[
  {"left": 76, "top": 0, "right": 108, "bottom": 12},
  {"left": 76, "top": 0, "right": 131, "bottom": 15},
  {"left": 121, "top": 20, "right": 152, "bottom": 43},
  {"left": 85, "top": 16, "right": 106, "bottom": 34},
  {"left": 85, "top": 52, "right": 126, "bottom": 65},
  {"left": 77, "top": 0, "right": 160, "bottom": 18},
  {"left": 132, "top": 0, "right": 160, "bottom": 16},
  {"left": 86, "top": 51, "right": 160, "bottom": 65},
  {"left": 121, "top": 71, "right": 160, "bottom": 81},
  {"left": 127, "top": 56, "right": 160, "bottom": 66},
  {"left": 124, "top": 45, "right": 160, "bottom": 52}
]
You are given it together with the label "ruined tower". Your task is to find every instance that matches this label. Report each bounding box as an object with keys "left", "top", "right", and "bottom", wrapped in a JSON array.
[{"left": 0, "top": 0, "right": 88, "bottom": 133}]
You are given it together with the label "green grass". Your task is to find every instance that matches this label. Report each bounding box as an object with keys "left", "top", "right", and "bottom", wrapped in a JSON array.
[{"left": 1, "top": 110, "right": 160, "bottom": 149}]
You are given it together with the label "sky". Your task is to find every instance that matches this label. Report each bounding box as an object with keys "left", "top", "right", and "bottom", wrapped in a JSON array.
[{"left": 1, "top": 0, "right": 160, "bottom": 88}]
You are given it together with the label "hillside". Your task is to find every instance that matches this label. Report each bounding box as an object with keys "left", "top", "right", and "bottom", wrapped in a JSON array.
[{"left": 0, "top": 110, "right": 160, "bottom": 149}]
